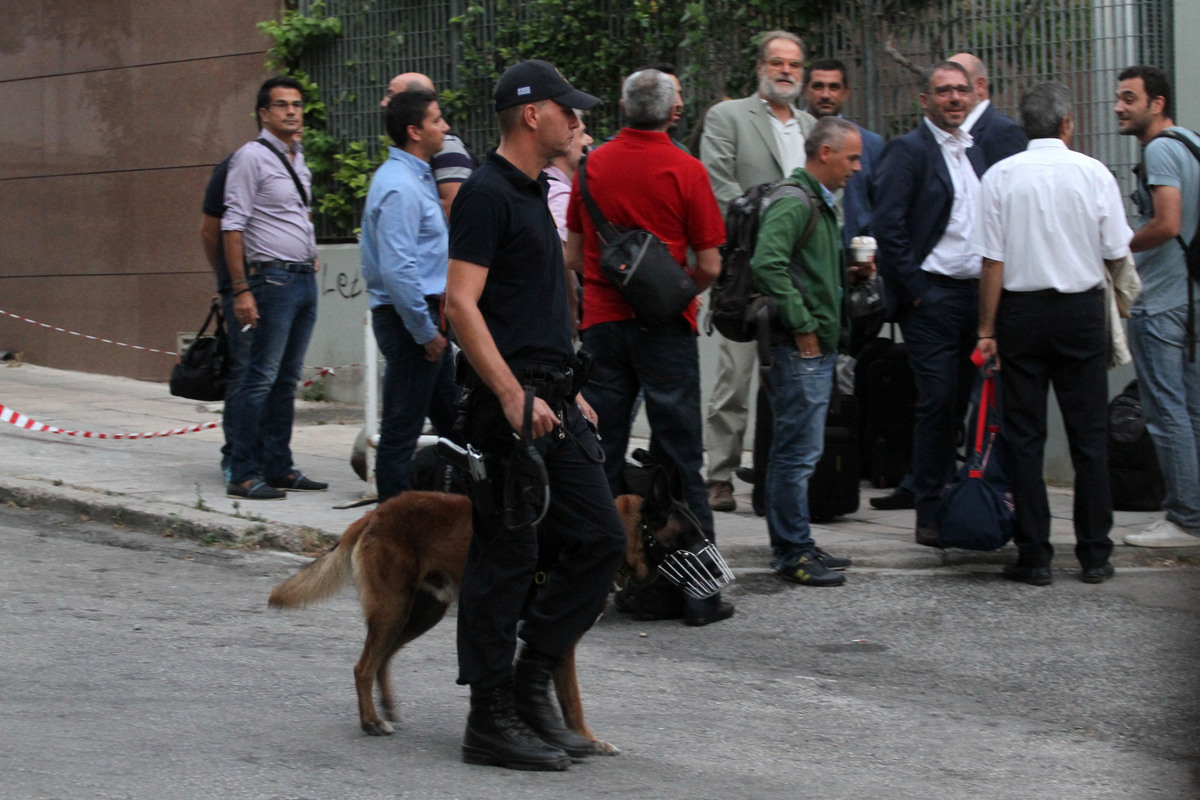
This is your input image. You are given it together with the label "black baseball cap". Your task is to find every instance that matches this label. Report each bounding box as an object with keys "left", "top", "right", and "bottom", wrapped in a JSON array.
[{"left": 493, "top": 60, "right": 601, "bottom": 112}]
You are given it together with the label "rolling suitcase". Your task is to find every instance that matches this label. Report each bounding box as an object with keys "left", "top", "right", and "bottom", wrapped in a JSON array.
[
  {"left": 808, "top": 390, "right": 861, "bottom": 522},
  {"left": 748, "top": 384, "right": 860, "bottom": 522},
  {"left": 855, "top": 332, "right": 916, "bottom": 488}
]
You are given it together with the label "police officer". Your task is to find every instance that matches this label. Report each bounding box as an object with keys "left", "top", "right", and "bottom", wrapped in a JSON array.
[{"left": 444, "top": 60, "right": 626, "bottom": 772}]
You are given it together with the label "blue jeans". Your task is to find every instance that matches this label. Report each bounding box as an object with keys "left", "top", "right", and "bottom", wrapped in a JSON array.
[
  {"left": 226, "top": 267, "right": 318, "bottom": 483},
  {"left": 371, "top": 305, "right": 459, "bottom": 501},
  {"left": 580, "top": 320, "right": 714, "bottom": 537},
  {"left": 220, "top": 292, "right": 252, "bottom": 479},
  {"left": 898, "top": 278, "right": 979, "bottom": 527},
  {"left": 1128, "top": 302, "right": 1200, "bottom": 533},
  {"left": 764, "top": 347, "right": 835, "bottom": 570}
]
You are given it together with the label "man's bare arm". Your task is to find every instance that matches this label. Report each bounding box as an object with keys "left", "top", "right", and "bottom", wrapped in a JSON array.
[
  {"left": 976, "top": 257, "right": 1004, "bottom": 365},
  {"left": 201, "top": 215, "right": 223, "bottom": 273},
  {"left": 692, "top": 247, "right": 721, "bottom": 293},
  {"left": 564, "top": 231, "right": 584, "bottom": 273},
  {"left": 439, "top": 182, "right": 463, "bottom": 220},
  {"left": 222, "top": 230, "right": 258, "bottom": 328},
  {"left": 1131, "top": 184, "right": 1182, "bottom": 252}
]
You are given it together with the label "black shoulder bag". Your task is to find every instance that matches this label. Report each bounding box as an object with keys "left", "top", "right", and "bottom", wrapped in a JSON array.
[
  {"left": 170, "top": 298, "right": 229, "bottom": 402},
  {"left": 576, "top": 155, "right": 698, "bottom": 328}
]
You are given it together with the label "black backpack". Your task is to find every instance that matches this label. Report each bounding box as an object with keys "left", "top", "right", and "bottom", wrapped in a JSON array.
[
  {"left": 1143, "top": 129, "right": 1200, "bottom": 360},
  {"left": 1108, "top": 380, "right": 1165, "bottom": 511},
  {"left": 706, "top": 180, "right": 819, "bottom": 371}
]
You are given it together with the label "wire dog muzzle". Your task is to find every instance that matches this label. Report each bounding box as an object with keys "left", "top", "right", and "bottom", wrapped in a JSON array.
[{"left": 656, "top": 539, "right": 735, "bottom": 599}]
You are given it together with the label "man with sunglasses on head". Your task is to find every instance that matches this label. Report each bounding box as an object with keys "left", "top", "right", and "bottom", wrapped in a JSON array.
[
  {"left": 699, "top": 30, "right": 816, "bottom": 515},
  {"left": 873, "top": 61, "right": 987, "bottom": 548},
  {"left": 221, "top": 76, "right": 327, "bottom": 501}
]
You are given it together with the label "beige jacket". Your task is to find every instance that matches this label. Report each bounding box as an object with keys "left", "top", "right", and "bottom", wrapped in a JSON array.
[{"left": 1106, "top": 253, "right": 1142, "bottom": 368}]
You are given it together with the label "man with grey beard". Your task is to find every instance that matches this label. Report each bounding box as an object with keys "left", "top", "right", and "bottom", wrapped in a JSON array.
[{"left": 699, "top": 30, "right": 817, "bottom": 515}]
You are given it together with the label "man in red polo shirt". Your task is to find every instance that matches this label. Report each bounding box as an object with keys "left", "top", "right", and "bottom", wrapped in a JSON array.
[{"left": 565, "top": 68, "right": 731, "bottom": 626}]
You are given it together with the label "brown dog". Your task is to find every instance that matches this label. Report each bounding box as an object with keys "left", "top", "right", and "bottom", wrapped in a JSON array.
[{"left": 268, "top": 468, "right": 704, "bottom": 754}]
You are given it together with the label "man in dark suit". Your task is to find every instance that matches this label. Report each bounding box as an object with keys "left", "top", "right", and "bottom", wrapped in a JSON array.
[
  {"left": 870, "top": 53, "right": 1028, "bottom": 513},
  {"left": 872, "top": 61, "right": 986, "bottom": 546},
  {"left": 949, "top": 53, "right": 1027, "bottom": 168},
  {"left": 802, "top": 57, "right": 885, "bottom": 249}
]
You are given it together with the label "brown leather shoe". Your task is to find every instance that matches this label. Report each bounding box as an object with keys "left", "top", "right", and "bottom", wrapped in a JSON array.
[{"left": 707, "top": 480, "right": 736, "bottom": 512}]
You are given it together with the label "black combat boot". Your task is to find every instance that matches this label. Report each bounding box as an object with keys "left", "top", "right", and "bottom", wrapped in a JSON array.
[
  {"left": 513, "top": 645, "right": 596, "bottom": 758},
  {"left": 462, "top": 682, "right": 571, "bottom": 771}
]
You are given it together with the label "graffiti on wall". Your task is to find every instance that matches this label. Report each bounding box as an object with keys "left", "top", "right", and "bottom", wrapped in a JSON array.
[{"left": 320, "top": 263, "right": 364, "bottom": 300}]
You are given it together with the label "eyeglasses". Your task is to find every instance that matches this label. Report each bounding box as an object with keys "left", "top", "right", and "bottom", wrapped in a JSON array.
[
  {"left": 931, "top": 85, "right": 971, "bottom": 97},
  {"left": 267, "top": 100, "right": 304, "bottom": 110},
  {"left": 765, "top": 58, "right": 804, "bottom": 71}
]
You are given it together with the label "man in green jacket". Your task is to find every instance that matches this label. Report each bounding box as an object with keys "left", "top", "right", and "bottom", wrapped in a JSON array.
[{"left": 750, "top": 115, "right": 865, "bottom": 586}]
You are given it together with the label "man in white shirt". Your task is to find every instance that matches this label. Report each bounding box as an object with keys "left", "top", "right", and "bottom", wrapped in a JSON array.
[
  {"left": 974, "top": 82, "right": 1133, "bottom": 585},
  {"left": 873, "top": 61, "right": 987, "bottom": 545}
]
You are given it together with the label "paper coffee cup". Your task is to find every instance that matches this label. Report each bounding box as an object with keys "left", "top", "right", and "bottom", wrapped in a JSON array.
[{"left": 851, "top": 235, "right": 877, "bottom": 263}]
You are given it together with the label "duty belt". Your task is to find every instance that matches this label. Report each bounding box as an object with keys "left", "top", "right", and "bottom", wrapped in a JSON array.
[{"left": 456, "top": 351, "right": 593, "bottom": 410}]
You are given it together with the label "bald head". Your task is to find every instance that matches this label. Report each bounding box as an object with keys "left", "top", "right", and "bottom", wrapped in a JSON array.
[
  {"left": 949, "top": 53, "right": 988, "bottom": 104},
  {"left": 383, "top": 72, "right": 436, "bottom": 107}
]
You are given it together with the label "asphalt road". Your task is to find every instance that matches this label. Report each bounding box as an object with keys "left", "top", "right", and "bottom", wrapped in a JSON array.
[{"left": 2, "top": 504, "right": 1198, "bottom": 800}]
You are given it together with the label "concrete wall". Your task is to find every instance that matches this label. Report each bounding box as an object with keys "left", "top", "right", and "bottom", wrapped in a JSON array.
[
  {"left": 1177, "top": 0, "right": 1198, "bottom": 130},
  {"left": 0, "top": 0, "right": 280, "bottom": 379}
]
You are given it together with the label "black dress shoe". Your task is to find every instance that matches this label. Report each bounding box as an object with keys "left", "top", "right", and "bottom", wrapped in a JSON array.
[
  {"left": 1002, "top": 563, "right": 1053, "bottom": 586},
  {"left": 914, "top": 526, "right": 942, "bottom": 548},
  {"left": 871, "top": 486, "right": 916, "bottom": 510},
  {"left": 1081, "top": 563, "right": 1115, "bottom": 584}
]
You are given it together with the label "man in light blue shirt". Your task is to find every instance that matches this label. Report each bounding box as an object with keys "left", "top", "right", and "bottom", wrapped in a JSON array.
[{"left": 361, "top": 89, "right": 458, "bottom": 500}]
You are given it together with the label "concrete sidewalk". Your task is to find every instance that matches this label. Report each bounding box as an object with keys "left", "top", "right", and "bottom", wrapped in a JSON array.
[{"left": 0, "top": 362, "right": 1188, "bottom": 575}]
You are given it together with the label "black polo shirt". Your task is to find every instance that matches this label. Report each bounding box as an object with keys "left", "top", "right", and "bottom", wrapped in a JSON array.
[{"left": 449, "top": 149, "right": 573, "bottom": 371}]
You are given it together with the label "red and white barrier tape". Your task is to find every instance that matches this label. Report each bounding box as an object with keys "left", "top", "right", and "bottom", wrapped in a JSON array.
[
  {"left": 0, "top": 307, "right": 363, "bottom": 375},
  {"left": 1, "top": 308, "right": 178, "bottom": 355},
  {"left": 0, "top": 403, "right": 220, "bottom": 439}
]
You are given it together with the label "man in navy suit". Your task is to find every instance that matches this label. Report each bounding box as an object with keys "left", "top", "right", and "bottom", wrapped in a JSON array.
[
  {"left": 872, "top": 61, "right": 986, "bottom": 546},
  {"left": 949, "top": 53, "right": 1028, "bottom": 168},
  {"left": 870, "top": 53, "right": 1028, "bottom": 513},
  {"left": 802, "top": 57, "right": 885, "bottom": 249}
]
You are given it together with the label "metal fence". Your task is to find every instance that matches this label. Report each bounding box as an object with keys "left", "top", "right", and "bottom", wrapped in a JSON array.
[
  {"left": 298, "top": 0, "right": 1172, "bottom": 238},
  {"left": 809, "top": 0, "right": 1173, "bottom": 211}
]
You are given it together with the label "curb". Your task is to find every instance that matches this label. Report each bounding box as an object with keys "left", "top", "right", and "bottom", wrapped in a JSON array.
[
  {"left": 3, "top": 475, "right": 1195, "bottom": 572},
  {"left": 0, "top": 477, "right": 338, "bottom": 556}
]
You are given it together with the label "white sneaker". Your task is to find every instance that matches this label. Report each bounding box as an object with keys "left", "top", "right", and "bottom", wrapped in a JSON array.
[{"left": 1123, "top": 518, "right": 1200, "bottom": 548}]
